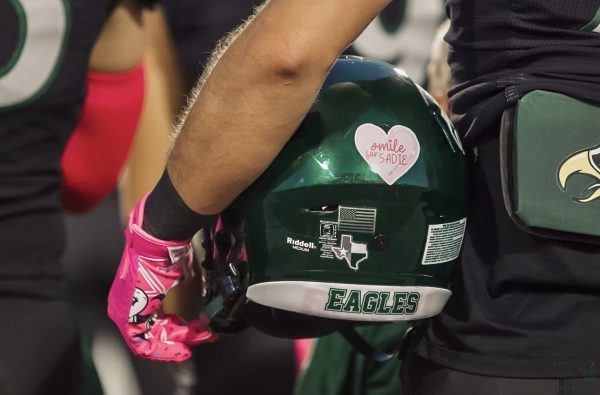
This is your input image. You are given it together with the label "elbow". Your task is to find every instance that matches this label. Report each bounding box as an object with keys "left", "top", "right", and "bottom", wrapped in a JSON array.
[{"left": 262, "top": 43, "right": 338, "bottom": 85}]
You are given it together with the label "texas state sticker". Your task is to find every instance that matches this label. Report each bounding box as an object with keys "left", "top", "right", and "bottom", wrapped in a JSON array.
[{"left": 354, "top": 123, "right": 420, "bottom": 185}]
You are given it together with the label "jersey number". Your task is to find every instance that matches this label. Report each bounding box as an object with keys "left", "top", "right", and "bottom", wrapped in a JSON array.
[{"left": 0, "top": 0, "right": 69, "bottom": 108}]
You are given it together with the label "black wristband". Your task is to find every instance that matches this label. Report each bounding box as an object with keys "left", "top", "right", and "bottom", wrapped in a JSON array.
[{"left": 142, "top": 170, "right": 217, "bottom": 240}]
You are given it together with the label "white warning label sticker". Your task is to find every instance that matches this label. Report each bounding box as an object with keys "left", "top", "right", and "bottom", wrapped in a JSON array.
[{"left": 421, "top": 218, "right": 467, "bottom": 265}]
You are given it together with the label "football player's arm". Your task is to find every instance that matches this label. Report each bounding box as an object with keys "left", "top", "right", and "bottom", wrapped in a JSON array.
[
  {"left": 167, "top": 0, "right": 392, "bottom": 215},
  {"left": 61, "top": 0, "right": 147, "bottom": 213},
  {"left": 88, "top": 0, "right": 146, "bottom": 73},
  {"left": 118, "top": 4, "right": 184, "bottom": 220}
]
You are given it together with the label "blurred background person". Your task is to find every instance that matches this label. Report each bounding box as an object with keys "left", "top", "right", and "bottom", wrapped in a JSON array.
[{"left": 1, "top": 0, "right": 160, "bottom": 393}]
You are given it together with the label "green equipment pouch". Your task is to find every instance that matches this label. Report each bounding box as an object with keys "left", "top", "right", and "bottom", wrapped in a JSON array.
[{"left": 500, "top": 90, "right": 600, "bottom": 243}]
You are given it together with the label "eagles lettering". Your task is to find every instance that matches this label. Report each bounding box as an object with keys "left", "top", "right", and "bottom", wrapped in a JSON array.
[{"left": 324, "top": 288, "right": 420, "bottom": 315}]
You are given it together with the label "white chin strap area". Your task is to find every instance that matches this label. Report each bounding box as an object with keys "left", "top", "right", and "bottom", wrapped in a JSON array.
[{"left": 246, "top": 281, "right": 451, "bottom": 322}]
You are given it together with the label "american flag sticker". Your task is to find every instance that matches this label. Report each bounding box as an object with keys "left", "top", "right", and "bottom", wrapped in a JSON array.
[{"left": 337, "top": 206, "right": 377, "bottom": 234}]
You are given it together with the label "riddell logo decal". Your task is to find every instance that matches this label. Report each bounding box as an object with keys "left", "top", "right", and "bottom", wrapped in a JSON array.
[
  {"left": 287, "top": 237, "right": 316, "bottom": 252},
  {"left": 331, "top": 234, "right": 368, "bottom": 270}
]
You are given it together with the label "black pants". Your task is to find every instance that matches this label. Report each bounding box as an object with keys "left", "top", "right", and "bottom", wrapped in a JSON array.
[
  {"left": 0, "top": 294, "right": 83, "bottom": 395},
  {"left": 402, "top": 354, "right": 600, "bottom": 395}
]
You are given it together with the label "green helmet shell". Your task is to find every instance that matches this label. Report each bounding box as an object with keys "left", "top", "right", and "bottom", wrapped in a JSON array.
[{"left": 228, "top": 56, "right": 467, "bottom": 334}]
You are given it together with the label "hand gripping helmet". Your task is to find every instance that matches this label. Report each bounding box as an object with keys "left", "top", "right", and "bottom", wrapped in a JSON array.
[{"left": 202, "top": 56, "right": 467, "bottom": 340}]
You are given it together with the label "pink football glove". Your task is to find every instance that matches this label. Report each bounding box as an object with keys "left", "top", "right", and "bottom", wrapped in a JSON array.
[{"left": 107, "top": 194, "right": 216, "bottom": 362}]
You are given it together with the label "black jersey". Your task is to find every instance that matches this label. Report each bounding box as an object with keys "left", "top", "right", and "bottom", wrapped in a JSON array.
[
  {"left": 0, "top": 0, "right": 118, "bottom": 286},
  {"left": 414, "top": 0, "right": 600, "bottom": 379},
  {"left": 446, "top": 0, "right": 600, "bottom": 142}
]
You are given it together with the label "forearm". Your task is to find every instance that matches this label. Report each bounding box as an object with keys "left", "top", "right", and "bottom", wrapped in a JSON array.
[{"left": 167, "top": 0, "right": 391, "bottom": 215}]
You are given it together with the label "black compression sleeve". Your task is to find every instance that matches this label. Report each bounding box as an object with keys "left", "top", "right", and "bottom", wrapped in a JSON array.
[{"left": 142, "top": 170, "right": 217, "bottom": 240}]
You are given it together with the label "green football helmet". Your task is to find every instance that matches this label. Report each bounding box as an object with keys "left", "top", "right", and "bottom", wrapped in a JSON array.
[{"left": 202, "top": 56, "right": 467, "bottom": 339}]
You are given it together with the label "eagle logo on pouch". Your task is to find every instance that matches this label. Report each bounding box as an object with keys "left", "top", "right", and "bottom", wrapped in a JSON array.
[
  {"left": 558, "top": 145, "right": 600, "bottom": 203},
  {"left": 331, "top": 234, "right": 368, "bottom": 270}
]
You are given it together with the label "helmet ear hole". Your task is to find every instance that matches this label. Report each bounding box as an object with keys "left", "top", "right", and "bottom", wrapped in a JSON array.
[{"left": 305, "top": 205, "right": 338, "bottom": 215}]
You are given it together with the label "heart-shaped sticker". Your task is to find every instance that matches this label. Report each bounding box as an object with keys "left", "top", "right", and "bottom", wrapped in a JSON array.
[{"left": 354, "top": 123, "right": 420, "bottom": 185}]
